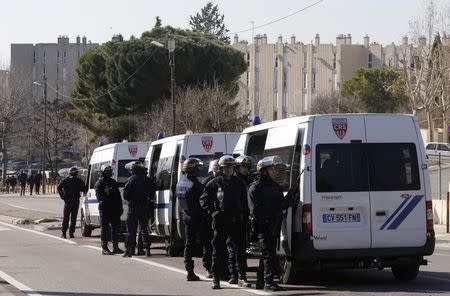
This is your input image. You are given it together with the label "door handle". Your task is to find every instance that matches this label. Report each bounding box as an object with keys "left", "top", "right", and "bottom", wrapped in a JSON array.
[{"left": 376, "top": 211, "right": 386, "bottom": 217}]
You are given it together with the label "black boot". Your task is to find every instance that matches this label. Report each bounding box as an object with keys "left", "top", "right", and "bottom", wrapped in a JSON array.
[
  {"left": 228, "top": 274, "right": 238, "bottom": 284},
  {"left": 61, "top": 232, "right": 67, "bottom": 239},
  {"left": 238, "top": 277, "right": 251, "bottom": 288},
  {"left": 102, "top": 245, "right": 113, "bottom": 255},
  {"left": 187, "top": 272, "right": 200, "bottom": 281},
  {"left": 136, "top": 248, "right": 145, "bottom": 256},
  {"left": 212, "top": 278, "right": 221, "bottom": 289},
  {"left": 145, "top": 248, "right": 151, "bottom": 257},
  {"left": 264, "top": 282, "right": 282, "bottom": 292},
  {"left": 122, "top": 249, "right": 132, "bottom": 258},
  {"left": 112, "top": 244, "right": 124, "bottom": 254},
  {"left": 255, "top": 280, "right": 264, "bottom": 290}
]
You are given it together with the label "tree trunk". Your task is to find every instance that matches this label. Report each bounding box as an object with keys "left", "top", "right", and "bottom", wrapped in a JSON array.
[
  {"left": 426, "top": 109, "right": 434, "bottom": 142},
  {"left": 1, "top": 148, "right": 6, "bottom": 185}
]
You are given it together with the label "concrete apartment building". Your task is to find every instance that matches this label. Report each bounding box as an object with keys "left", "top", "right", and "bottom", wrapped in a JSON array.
[
  {"left": 10, "top": 36, "right": 99, "bottom": 103},
  {"left": 232, "top": 33, "right": 418, "bottom": 123}
]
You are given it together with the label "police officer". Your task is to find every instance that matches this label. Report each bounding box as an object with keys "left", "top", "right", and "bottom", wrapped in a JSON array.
[
  {"left": 248, "top": 156, "right": 291, "bottom": 291},
  {"left": 176, "top": 158, "right": 212, "bottom": 281},
  {"left": 201, "top": 159, "right": 220, "bottom": 186},
  {"left": 57, "top": 167, "right": 87, "bottom": 238},
  {"left": 122, "top": 161, "right": 154, "bottom": 258},
  {"left": 226, "top": 155, "right": 254, "bottom": 284},
  {"left": 95, "top": 165, "right": 124, "bottom": 255},
  {"left": 200, "top": 155, "right": 250, "bottom": 289}
]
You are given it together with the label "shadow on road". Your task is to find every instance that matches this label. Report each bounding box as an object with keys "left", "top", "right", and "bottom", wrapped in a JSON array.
[{"left": 29, "top": 293, "right": 184, "bottom": 296}]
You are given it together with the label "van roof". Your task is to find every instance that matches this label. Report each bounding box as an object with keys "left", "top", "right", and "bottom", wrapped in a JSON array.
[
  {"left": 242, "top": 113, "right": 414, "bottom": 134},
  {"left": 150, "top": 132, "right": 240, "bottom": 146},
  {"left": 92, "top": 141, "right": 151, "bottom": 153}
]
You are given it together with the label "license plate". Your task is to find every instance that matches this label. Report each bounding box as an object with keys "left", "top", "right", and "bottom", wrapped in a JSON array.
[{"left": 322, "top": 213, "right": 361, "bottom": 223}]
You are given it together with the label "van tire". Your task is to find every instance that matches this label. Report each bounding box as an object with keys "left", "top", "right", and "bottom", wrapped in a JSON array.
[
  {"left": 279, "top": 256, "right": 296, "bottom": 284},
  {"left": 391, "top": 264, "right": 419, "bottom": 282},
  {"left": 165, "top": 238, "right": 183, "bottom": 257},
  {"left": 80, "top": 211, "right": 93, "bottom": 237}
]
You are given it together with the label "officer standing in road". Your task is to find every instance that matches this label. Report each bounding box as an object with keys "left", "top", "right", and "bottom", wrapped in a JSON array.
[
  {"left": 176, "top": 158, "right": 213, "bottom": 281},
  {"left": 95, "top": 165, "right": 124, "bottom": 255},
  {"left": 122, "top": 161, "right": 154, "bottom": 258},
  {"left": 57, "top": 167, "right": 87, "bottom": 238},
  {"left": 200, "top": 155, "right": 251, "bottom": 289},
  {"left": 226, "top": 155, "right": 254, "bottom": 284},
  {"left": 18, "top": 170, "right": 27, "bottom": 196},
  {"left": 248, "top": 156, "right": 291, "bottom": 291}
]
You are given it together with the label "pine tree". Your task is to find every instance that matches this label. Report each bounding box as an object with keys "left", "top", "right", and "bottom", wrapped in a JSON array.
[{"left": 189, "top": 2, "right": 230, "bottom": 43}]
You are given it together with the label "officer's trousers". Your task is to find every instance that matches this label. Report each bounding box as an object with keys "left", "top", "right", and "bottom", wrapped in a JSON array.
[
  {"left": 99, "top": 210, "right": 121, "bottom": 247},
  {"left": 62, "top": 202, "right": 79, "bottom": 235},
  {"left": 211, "top": 216, "right": 246, "bottom": 280},
  {"left": 226, "top": 217, "right": 248, "bottom": 277},
  {"left": 257, "top": 228, "right": 277, "bottom": 283},
  {"left": 125, "top": 211, "right": 150, "bottom": 251},
  {"left": 183, "top": 215, "right": 212, "bottom": 273}
]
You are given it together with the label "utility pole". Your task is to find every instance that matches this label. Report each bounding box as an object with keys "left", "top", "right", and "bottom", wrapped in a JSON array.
[
  {"left": 0, "top": 122, "right": 5, "bottom": 185},
  {"left": 168, "top": 34, "right": 176, "bottom": 136},
  {"left": 42, "top": 75, "right": 47, "bottom": 194}
]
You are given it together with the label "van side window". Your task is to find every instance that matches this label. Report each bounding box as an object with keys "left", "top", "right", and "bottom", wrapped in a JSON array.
[
  {"left": 171, "top": 144, "right": 182, "bottom": 190},
  {"left": 316, "top": 144, "right": 368, "bottom": 192},
  {"left": 149, "top": 145, "right": 162, "bottom": 178},
  {"left": 247, "top": 131, "right": 268, "bottom": 161},
  {"left": 290, "top": 128, "right": 305, "bottom": 186},
  {"left": 117, "top": 159, "right": 134, "bottom": 187},
  {"left": 368, "top": 143, "right": 420, "bottom": 191},
  {"left": 156, "top": 157, "right": 174, "bottom": 190}
]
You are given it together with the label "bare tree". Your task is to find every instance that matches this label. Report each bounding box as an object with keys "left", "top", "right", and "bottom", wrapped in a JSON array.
[
  {"left": 311, "top": 92, "right": 366, "bottom": 114},
  {"left": 141, "top": 82, "right": 249, "bottom": 141},
  {"left": 0, "top": 69, "right": 32, "bottom": 183}
]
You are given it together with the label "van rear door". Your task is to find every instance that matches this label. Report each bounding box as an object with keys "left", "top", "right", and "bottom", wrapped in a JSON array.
[
  {"left": 365, "top": 115, "right": 426, "bottom": 248},
  {"left": 312, "top": 116, "right": 371, "bottom": 250}
]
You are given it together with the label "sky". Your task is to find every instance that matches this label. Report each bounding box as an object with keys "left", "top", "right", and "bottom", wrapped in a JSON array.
[{"left": 0, "top": 0, "right": 444, "bottom": 68}]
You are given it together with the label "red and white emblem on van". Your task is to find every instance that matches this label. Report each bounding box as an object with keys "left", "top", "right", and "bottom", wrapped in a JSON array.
[
  {"left": 128, "top": 145, "right": 138, "bottom": 157},
  {"left": 201, "top": 136, "right": 213, "bottom": 152},
  {"left": 332, "top": 118, "right": 348, "bottom": 139}
]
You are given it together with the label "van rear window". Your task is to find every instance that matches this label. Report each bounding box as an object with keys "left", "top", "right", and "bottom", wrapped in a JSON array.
[{"left": 316, "top": 143, "right": 420, "bottom": 192}]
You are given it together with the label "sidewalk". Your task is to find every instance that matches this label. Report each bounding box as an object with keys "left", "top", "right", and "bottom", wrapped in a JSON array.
[{"left": 435, "top": 224, "right": 450, "bottom": 244}]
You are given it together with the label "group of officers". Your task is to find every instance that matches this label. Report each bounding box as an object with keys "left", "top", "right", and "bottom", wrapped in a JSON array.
[{"left": 56, "top": 154, "right": 290, "bottom": 292}]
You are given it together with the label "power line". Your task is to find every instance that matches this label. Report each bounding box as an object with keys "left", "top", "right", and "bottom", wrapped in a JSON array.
[{"left": 229, "top": 0, "right": 324, "bottom": 35}]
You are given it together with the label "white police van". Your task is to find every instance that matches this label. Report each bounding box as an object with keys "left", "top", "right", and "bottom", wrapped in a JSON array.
[
  {"left": 145, "top": 132, "right": 239, "bottom": 256},
  {"left": 80, "top": 141, "right": 151, "bottom": 237},
  {"left": 234, "top": 114, "right": 435, "bottom": 283}
]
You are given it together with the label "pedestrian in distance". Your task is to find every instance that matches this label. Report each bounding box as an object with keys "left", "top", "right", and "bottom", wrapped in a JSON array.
[
  {"left": 28, "top": 173, "right": 35, "bottom": 196},
  {"left": 34, "top": 171, "right": 42, "bottom": 195},
  {"left": 122, "top": 161, "right": 154, "bottom": 258},
  {"left": 200, "top": 155, "right": 251, "bottom": 290},
  {"left": 57, "top": 167, "right": 87, "bottom": 239},
  {"left": 17, "top": 170, "right": 27, "bottom": 196},
  {"left": 176, "top": 158, "right": 213, "bottom": 281},
  {"left": 248, "top": 156, "right": 292, "bottom": 291},
  {"left": 10, "top": 176, "right": 17, "bottom": 193},
  {"left": 95, "top": 165, "right": 124, "bottom": 255},
  {"left": 5, "top": 176, "right": 11, "bottom": 193},
  {"left": 201, "top": 159, "right": 220, "bottom": 186}
]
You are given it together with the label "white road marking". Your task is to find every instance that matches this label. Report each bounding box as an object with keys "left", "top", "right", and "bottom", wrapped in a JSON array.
[
  {"left": 81, "top": 245, "right": 271, "bottom": 295},
  {"left": 0, "top": 270, "right": 43, "bottom": 296},
  {"left": 0, "top": 221, "right": 76, "bottom": 245}
]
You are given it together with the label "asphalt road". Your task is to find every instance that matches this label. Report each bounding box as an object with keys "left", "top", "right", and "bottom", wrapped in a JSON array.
[
  {"left": 0, "top": 196, "right": 63, "bottom": 216},
  {"left": 0, "top": 196, "right": 450, "bottom": 296}
]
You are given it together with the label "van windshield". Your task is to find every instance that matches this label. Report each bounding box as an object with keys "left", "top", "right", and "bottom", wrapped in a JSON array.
[
  {"left": 117, "top": 159, "right": 135, "bottom": 186},
  {"left": 316, "top": 143, "right": 420, "bottom": 192}
]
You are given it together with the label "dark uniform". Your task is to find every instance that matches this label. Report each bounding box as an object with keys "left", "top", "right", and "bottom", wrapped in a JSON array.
[
  {"left": 18, "top": 172, "right": 27, "bottom": 196},
  {"left": 176, "top": 173, "right": 212, "bottom": 280},
  {"left": 57, "top": 173, "right": 87, "bottom": 238},
  {"left": 95, "top": 173, "right": 123, "bottom": 254},
  {"left": 201, "top": 174, "right": 215, "bottom": 187},
  {"left": 200, "top": 174, "right": 249, "bottom": 287},
  {"left": 34, "top": 172, "right": 42, "bottom": 195},
  {"left": 248, "top": 171, "right": 290, "bottom": 290},
  {"left": 122, "top": 165, "right": 154, "bottom": 257}
]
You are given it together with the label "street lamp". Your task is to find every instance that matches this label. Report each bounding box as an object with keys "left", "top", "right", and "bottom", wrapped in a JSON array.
[
  {"left": 33, "top": 76, "right": 47, "bottom": 194},
  {"left": 151, "top": 34, "right": 176, "bottom": 136}
]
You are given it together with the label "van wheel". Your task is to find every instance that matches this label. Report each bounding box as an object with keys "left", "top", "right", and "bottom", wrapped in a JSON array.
[
  {"left": 80, "top": 211, "right": 92, "bottom": 237},
  {"left": 392, "top": 264, "right": 419, "bottom": 282},
  {"left": 279, "top": 256, "right": 296, "bottom": 284}
]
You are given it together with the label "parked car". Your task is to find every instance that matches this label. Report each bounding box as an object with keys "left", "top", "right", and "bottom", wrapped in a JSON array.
[{"left": 425, "top": 142, "right": 450, "bottom": 157}]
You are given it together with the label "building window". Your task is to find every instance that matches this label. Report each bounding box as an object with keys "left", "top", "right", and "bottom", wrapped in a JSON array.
[
  {"left": 273, "top": 69, "right": 278, "bottom": 91},
  {"left": 303, "top": 52, "right": 307, "bottom": 68},
  {"left": 275, "top": 57, "right": 278, "bottom": 68},
  {"left": 333, "top": 53, "right": 336, "bottom": 69},
  {"left": 303, "top": 93, "right": 308, "bottom": 111},
  {"left": 63, "top": 51, "right": 67, "bottom": 64},
  {"left": 303, "top": 72, "right": 307, "bottom": 89},
  {"left": 312, "top": 72, "right": 316, "bottom": 90},
  {"left": 368, "top": 53, "right": 372, "bottom": 68},
  {"left": 274, "top": 93, "right": 278, "bottom": 110},
  {"left": 282, "top": 92, "right": 287, "bottom": 108},
  {"left": 246, "top": 52, "right": 250, "bottom": 66},
  {"left": 33, "top": 51, "right": 36, "bottom": 64},
  {"left": 283, "top": 71, "right": 287, "bottom": 90}
]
